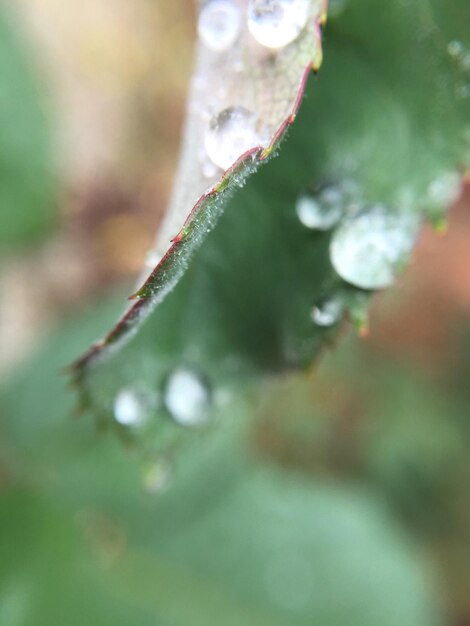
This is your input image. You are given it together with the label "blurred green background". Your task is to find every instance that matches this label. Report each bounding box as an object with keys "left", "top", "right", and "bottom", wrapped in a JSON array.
[{"left": 0, "top": 2, "right": 469, "bottom": 625}]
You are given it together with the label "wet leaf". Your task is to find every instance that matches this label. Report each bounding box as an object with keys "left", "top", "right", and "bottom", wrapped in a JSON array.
[{"left": 73, "top": 0, "right": 468, "bottom": 454}]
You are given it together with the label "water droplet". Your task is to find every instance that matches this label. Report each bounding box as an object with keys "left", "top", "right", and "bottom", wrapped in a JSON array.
[
  {"left": 113, "top": 388, "right": 150, "bottom": 427},
  {"left": 163, "top": 368, "right": 211, "bottom": 427},
  {"left": 296, "top": 185, "right": 344, "bottom": 230},
  {"left": 205, "top": 106, "right": 262, "bottom": 170},
  {"left": 427, "top": 172, "right": 461, "bottom": 209},
  {"left": 143, "top": 460, "right": 171, "bottom": 494},
  {"left": 144, "top": 250, "right": 161, "bottom": 269},
  {"left": 447, "top": 40, "right": 464, "bottom": 58},
  {"left": 330, "top": 206, "right": 418, "bottom": 290},
  {"left": 311, "top": 296, "right": 343, "bottom": 327},
  {"left": 198, "top": 0, "right": 241, "bottom": 52},
  {"left": 247, "top": 0, "right": 310, "bottom": 49}
]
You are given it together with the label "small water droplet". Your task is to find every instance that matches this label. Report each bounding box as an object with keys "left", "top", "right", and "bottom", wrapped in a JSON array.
[
  {"left": 198, "top": 0, "right": 241, "bottom": 52},
  {"left": 114, "top": 388, "right": 151, "bottom": 427},
  {"left": 447, "top": 40, "right": 464, "bottom": 58},
  {"left": 427, "top": 172, "right": 461, "bottom": 208},
  {"left": 144, "top": 250, "right": 161, "bottom": 269},
  {"left": 205, "top": 106, "right": 262, "bottom": 170},
  {"left": 163, "top": 368, "right": 211, "bottom": 427},
  {"left": 296, "top": 185, "right": 345, "bottom": 230},
  {"left": 143, "top": 460, "right": 171, "bottom": 494},
  {"left": 330, "top": 206, "right": 418, "bottom": 290},
  {"left": 311, "top": 296, "right": 343, "bottom": 327},
  {"left": 247, "top": 0, "right": 310, "bottom": 49}
]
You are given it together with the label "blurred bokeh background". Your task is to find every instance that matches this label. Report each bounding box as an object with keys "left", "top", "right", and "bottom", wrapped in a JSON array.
[
  {"left": 0, "top": 0, "right": 194, "bottom": 374},
  {"left": 0, "top": 2, "right": 469, "bottom": 625}
]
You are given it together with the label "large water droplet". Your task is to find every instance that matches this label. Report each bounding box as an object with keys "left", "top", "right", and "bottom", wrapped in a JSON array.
[
  {"left": 113, "top": 388, "right": 150, "bottom": 427},
  {"left": 330, "top": 206, "right": 418, "bottom": 290},
  {"left": 296, "top": 185, "right": 345, "bottom": 230},
  {"left": 198, "top": 0, "right": 241, "bottom": 52},
  {"left": 311, "top": 296, "right": 343, "bottom": 327},
  {"left": 247, "top": 0, "right": 310, "bottom": 49},
  {"left": 163, "top": 368, "right": 211, "bottom": 427},
  {"left": 205, "top": 106, "right": 262, "bottom": 170}
]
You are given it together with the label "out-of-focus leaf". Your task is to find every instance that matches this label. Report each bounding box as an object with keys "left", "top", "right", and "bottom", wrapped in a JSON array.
[
  {"left": 0, "top": 312, "right": 442, "bottom": 625},
  {"left": 0, "top": 490, "right": 158, "bottom": 626},
  {"left": 0, "top": 6, "right": 56, "bottom": 251}
]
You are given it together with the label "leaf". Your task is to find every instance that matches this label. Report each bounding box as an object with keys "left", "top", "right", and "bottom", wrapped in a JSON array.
[
  {"left": 72, "top": 0, "right": 468, "bottom": 451},
  {"left": 0, "top": 315, "right": 442, "bottom": 625},
  {"left": 72, "top": 0, "right": 328, "bottom": 370},
  {"left": 0, "top": 6, "right": 56, "bottom": 251}
]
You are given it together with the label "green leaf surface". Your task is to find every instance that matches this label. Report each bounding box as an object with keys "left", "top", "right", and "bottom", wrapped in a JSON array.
[
  {"left": 0, "top": 310, "right": 443, "bottom": 625},
  {"left": 0, "top": 6, "right": 56, "bottom": 251},
  {"left": 73, "top": 0, "right": 468, "bottom": 450}
]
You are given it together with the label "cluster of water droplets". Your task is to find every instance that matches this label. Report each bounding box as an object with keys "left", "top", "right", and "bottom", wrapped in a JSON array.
[
  {"left": 112, "top": 368, "right": 214, "bottom": 496},
  {"left": 197, "top": 0, "right": 317, "bottom": 175},
  {"left": 199, "top": 0, "right": 312, "bottom": 53},
  {"left": 295, "top": 178, "right": 422, "bottom": 291},
  {"left": 247, "top": 0, "right": 311, "bottom": 49},
  {"left": 113, "top": 366, "right": 212, "bottom": 431}
]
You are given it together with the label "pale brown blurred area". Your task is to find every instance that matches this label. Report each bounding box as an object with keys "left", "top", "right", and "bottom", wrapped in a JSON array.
[
  {"left": 0, "top": 0, "right": 195, "bottom": 374},
  {"left": 370, "top": 183, "right": 470, "bottom": 374}
]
